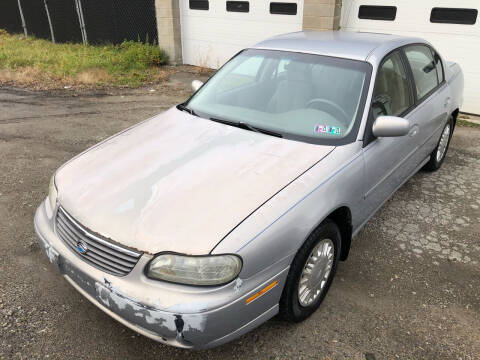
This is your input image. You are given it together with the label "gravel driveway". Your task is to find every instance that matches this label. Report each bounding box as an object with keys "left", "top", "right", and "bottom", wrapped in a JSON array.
[{"left": 1, "top": 75, "right": 479, "bottom": 359}]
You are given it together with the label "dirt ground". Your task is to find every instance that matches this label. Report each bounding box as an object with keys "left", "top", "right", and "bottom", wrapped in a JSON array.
[{"left": 0, "top": 73, "right": 479, "bottom": 359}]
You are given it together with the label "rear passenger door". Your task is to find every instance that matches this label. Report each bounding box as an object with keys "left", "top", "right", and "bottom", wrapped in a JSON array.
[{"left": 403, "top": 45, "right": 450, "bottom": 160}]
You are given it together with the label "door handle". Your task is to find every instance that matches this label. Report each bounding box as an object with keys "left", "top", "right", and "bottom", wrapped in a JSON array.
[{"left": 444, "top": 97, "right": 451, "bottom": 108}]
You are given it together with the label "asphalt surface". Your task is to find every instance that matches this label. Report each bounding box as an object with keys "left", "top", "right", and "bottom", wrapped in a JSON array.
[{"left": 1, "top": 74, "right": 479, "bottom": 359}]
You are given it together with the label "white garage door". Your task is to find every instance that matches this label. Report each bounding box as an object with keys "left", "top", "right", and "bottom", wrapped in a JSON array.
[
  {"left": 180, "top": 0, "right": 304, "bottom": 69},
  {"left": 341, "top": 0, "right": 480, "bottom": 115}
]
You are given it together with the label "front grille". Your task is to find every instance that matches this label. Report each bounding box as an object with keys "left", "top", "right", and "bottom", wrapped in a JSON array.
[{"left": 55, "top": 206, "right": 142, "bottom": 276}]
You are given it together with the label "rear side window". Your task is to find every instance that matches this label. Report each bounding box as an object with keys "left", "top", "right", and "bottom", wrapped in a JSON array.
[
  {"left": 270, "top": 2, "right": 297, "bottom": 15},
  {"left": 189, "top": 0, "right": 209, "bottom": 10},
  {"left": 404, "top": 45, "right": 440, "bottom": 100},
  {"left": 431, "top": 8, "right": 478, "bottom": 25},
  {"left": 431, "top": 49, "right": 444, "bottom": 83},
  {"left": 358, "top": 5, "right": 397, "bottom": 21},
  {"left": 372, "top": 51, "right": 413, "bottom": 120},
  {"left": 227, "top": 1, "right": 249, "bottom": 12}
]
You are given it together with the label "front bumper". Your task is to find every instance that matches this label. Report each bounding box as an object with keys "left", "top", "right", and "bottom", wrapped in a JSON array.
[{"left": 34, "top": 200, "right": 288, "bottom": 349}]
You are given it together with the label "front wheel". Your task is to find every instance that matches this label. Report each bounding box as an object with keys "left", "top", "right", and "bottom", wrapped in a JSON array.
[
  {"left": 279, "top": 220, "right": 341, "bottom": 322},
  {"left": 423, "top": 117, "right": 453, "bottom": 171}
]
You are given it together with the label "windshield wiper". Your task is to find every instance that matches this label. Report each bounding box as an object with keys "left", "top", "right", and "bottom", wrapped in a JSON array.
[
  {"left": 209, "top": 117, "right": 283, "bottom": 138},
  {"left": 177, "top": 103, "right": 198, "bottom": 117},
  {"left": 178, "top": 108, "right": 281, "bottom": 138}
]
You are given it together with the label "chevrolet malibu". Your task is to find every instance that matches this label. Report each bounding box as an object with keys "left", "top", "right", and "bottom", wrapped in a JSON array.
[{"left": 35, "top": 31, "right": 463, "bottom": 349}]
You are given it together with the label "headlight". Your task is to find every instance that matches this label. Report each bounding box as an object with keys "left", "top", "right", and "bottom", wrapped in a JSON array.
[
  {"left": 48, "top": 175, "right": 58, "bottom": 211},
  {"left": 146, "top": 253, "right": 242, "bottom": 286}
]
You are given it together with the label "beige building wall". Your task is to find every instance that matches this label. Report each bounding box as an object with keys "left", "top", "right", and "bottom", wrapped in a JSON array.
[{"left": 303, "top": 0, "right": 342, "bottom": 31}]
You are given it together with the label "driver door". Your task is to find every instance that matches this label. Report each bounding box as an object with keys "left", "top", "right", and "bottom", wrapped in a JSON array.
[{"left": 362, "top": 49, "right": 419, "bottom": 216}]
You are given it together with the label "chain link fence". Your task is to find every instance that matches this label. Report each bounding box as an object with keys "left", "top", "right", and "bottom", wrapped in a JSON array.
[
  {"left": 0, "top": 0, "right": 23, "bottom": 34},
  {"left": 81, "top": 0, "right": 158, "bottom": 44},
  {"left": 47, "top": 0, "right": 83, "bottom": 43},
  {"left": 21, "top": 0, "right": 51, "bottom": 39},
  {"left": 0, "top": 0, "right": 158, "bottom": 45}
]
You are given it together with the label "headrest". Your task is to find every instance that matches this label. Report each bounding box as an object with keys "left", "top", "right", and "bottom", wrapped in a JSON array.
[{"left": 285, "top": 61, "right": 310, "bottom": 81}]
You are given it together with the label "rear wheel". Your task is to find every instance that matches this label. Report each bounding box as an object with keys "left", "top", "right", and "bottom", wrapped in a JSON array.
[
  {"left": 279, "top": 220, "right": 341, "bottom": 322},
  {"left": 424, "top": 117, "right": 453, "bottom": 171}
]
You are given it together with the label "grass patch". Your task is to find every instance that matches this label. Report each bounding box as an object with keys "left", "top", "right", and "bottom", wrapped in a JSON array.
[
  {"left": 457, "top": 119, "right": 480, "bottom": 128},
  {"left": 0, "top": 29, "right": 170, "bottom": 88},
  {"left": 457, "top": 113, "right": 480, "bottom": 128}
]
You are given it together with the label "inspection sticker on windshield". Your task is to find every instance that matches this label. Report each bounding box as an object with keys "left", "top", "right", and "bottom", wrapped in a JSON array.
[{"left": 314, "top": 125, "right": 341, "bottom": 135}]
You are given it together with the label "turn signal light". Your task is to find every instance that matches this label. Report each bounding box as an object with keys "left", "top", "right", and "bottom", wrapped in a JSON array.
[{"left": 245, "top": 280, "right": 278, "bottom": 304}]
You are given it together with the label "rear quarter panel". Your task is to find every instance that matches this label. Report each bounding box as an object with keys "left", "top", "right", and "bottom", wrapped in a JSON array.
[{"left": 445, "top": 61, "right": 464, "bottom": 115}]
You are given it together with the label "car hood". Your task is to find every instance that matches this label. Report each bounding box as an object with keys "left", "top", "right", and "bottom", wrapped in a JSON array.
[{"left": 55, "top": 107, "right": 334, "bottom": 254}]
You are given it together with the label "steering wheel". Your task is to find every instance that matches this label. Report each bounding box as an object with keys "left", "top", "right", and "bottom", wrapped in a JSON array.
[{"left": 306, "top": 98, "right": 350, "bottom": 126}]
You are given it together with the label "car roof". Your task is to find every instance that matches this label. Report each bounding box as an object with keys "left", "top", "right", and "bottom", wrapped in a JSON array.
[{"left": 251, "top": 31, "right": 425, "bottom": 63}]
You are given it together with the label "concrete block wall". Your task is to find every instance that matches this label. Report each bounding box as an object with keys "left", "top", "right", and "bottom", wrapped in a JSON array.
[
  {"left": 303, "top": 0, "right": 342, "bottom": 31},
  {"left": 155, "top": 0, "right": 182, "bottom": 64}
]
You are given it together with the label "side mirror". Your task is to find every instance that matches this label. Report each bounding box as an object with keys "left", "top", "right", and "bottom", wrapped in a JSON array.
[
  {"left": 191, "top": 80, "right": 204, "bottom": 93},
  {"left": 372, "top": 116, "right": 409, "bottom": 138}
]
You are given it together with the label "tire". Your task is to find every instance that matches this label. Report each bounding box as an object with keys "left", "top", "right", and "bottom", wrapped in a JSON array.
[
  {"left": 423, "top": 117, "right": 454, "bottom": 171},
  {"left": 279, "top": 219, "right": 341, "bottom": 322}
]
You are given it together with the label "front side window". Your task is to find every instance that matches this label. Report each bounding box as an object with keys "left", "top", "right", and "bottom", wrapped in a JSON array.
[
  {"left": 186, "top": 49, "right": 371, "bottom": 145},
  {"left": 372, "top": 50, "right": 413, "bottom": 120},
  {"left": 216, "top": 54, "right": 263, "bottom": 92},
  {"left": 404, "top": 45, "right": 439, "bottom": 100}
]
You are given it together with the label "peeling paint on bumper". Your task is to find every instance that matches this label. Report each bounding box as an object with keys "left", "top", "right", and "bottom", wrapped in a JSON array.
[{"left": 34, "top": 200, "right": 288, "bottom": 349}]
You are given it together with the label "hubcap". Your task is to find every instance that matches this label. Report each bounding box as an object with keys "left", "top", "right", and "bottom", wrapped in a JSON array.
[
  {"left": 298, "top": 239, "right": 334, "bottom": 307},
  {"left": 436, "top": 123, "right": 451, "bottom": 162}
]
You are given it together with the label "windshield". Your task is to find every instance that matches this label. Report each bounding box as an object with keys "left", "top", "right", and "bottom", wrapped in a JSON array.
[{"left": 186, "top": 49, "right": 371, "bottom": 145}]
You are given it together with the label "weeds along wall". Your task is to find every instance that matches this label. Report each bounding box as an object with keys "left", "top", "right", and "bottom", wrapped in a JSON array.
[{"left": 0, "top": 0, "right": 158, "bottom": 44}]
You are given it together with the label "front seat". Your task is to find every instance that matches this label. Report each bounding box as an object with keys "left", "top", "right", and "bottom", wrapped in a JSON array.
[{"left": 267, "top": 61, "right": 314, "bottom": 113}]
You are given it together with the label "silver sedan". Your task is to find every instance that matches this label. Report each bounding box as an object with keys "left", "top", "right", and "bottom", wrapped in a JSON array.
[{"left": 34, "top": 31, "right": 463, "bottom": 349}]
